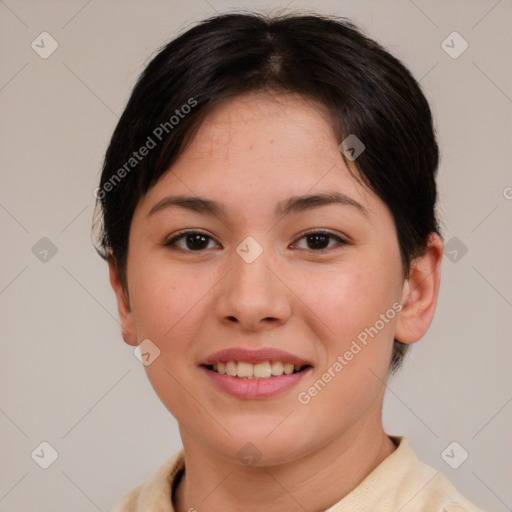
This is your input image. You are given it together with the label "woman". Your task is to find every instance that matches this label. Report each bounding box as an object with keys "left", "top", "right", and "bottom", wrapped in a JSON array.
[{"left": 94, "top": 12, "right": 484, "bottom": 512}]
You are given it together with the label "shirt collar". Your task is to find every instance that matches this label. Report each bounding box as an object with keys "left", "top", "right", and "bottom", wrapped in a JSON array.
[{"left": 130, "top": 436, "right": 428, "bottom": 512}]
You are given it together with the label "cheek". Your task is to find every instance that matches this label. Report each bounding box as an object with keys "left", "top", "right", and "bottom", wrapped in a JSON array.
[
  {"left": 304, "top": 262, "right": 399, "bottom": 344},
  {"left": 294, "top": 266, "right": 399, "bottom": 420},
  {"left": 132, "top": 269, "right": 214, "bottom": 347},
  {"left": 126, "top": 256, "right": 213, "bottom": 413},
  {"left": 306, "top": 258, "right": 401, "bottom": 405},
  {"left": 129, "top": 261, "right": 213, "bottom": 343}
]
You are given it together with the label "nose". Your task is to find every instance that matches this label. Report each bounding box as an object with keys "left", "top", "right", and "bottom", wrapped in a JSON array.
[{"left": 215, "top": 241, "right": 292, "bottom": 332}]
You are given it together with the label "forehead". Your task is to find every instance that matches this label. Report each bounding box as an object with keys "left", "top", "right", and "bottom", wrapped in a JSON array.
[
  {"left": 136, "top": 91, "right": 380, "bottom": 221},
  {"left": 188, "top": 91, "right": 339, "bottom": 161}
]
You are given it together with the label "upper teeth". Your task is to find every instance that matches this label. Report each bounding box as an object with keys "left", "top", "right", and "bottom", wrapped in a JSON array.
[{"left": 212, "top": 361, "right": 303, "bottom": 379}]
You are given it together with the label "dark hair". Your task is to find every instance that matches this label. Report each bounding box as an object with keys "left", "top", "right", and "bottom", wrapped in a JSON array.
[{"left": 93, "top": 12, "right": 441, "bottom": 373}]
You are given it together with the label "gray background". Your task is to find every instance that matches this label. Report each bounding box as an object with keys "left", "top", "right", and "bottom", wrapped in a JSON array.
[{"left": 1, "top": 0, "right": 511, "bottom": 510}]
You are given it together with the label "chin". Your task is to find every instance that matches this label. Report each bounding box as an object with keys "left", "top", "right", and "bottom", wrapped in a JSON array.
[{"left": 213, "top": 425, "right": 316, "bottom": 467}]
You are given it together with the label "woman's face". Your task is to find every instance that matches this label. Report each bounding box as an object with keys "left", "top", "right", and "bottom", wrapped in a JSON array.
[{"left": 117, "top": 92, "right": 409, "bottom": 464}]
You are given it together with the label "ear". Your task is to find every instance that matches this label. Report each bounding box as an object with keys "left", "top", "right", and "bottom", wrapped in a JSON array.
[
  {"left": 108, "top": 255, "right": 138, "bottom": 346},
  {"left": 394, "top": 233, "right": 443, "bottom": 344}
]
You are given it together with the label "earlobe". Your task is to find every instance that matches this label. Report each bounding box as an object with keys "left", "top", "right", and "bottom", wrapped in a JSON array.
[
  {"left": 394, "top": 233, "right": 444, "bottom": 345},
  {"left": 108, "top": 256, "right": 139, "bottom": 347}
]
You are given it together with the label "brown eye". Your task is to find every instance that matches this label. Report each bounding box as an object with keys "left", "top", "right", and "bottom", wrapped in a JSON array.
[
  {"left": 164, "top": 231, "right": 219, "bottom": 251},
  {"left": 293, "top": 231, "right": 346, "bottom": 252}
]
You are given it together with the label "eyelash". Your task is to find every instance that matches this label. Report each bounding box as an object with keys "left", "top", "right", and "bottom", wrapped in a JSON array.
[{"left": 163, "top": 229, "right": 347, "bottom": 253}]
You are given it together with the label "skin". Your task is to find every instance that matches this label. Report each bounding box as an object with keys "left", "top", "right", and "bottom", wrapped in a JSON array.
[{"left": 109, "top": 91, "right": 443, "bottom": 512}]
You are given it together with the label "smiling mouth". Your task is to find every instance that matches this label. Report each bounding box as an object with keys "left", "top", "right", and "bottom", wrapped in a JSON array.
[{"left": 204, "top": 361, "right": 311, "bottom": 379}]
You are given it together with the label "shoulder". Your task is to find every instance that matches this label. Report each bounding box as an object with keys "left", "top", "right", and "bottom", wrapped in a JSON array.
[
  {"left": 327, "top": 437, "right": 485, "bottom": 512},
  {"left": 108, "top": 450, "right": 185, "bottom": 512},
  {"left": 109, "top": 484, "right": 143, "bottom": 512},
  {"left": 388, "top": 437, "right": 485, "bottom": 512},
  {"left": 410, "top": 457, "right": 485, "bottom": 512}
]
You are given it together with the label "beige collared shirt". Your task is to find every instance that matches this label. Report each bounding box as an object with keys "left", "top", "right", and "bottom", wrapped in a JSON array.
[{"left": 109, "top": 437, "right": 484, "bottom": 511}]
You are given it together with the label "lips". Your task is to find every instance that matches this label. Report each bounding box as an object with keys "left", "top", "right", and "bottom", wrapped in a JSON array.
[
  {"left": 199, "top": 348, "right": 312, "bottom": 398},
  {"left": 200, "top": 347, "right": 311, "bottom": 367}
]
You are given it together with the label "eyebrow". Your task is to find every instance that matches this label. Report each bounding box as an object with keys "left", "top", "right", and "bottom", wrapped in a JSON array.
[{"left": 147, "top": 191, "right": 368, "bottom": 219}]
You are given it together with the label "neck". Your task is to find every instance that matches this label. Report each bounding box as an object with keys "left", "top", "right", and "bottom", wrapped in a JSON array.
[{"left": 173, "top": 420, "right": 396, "bottom": 512}]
